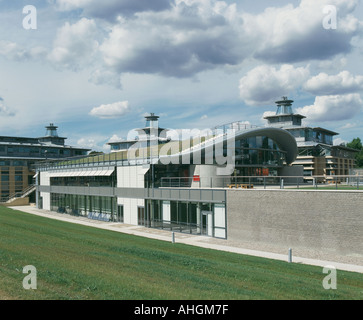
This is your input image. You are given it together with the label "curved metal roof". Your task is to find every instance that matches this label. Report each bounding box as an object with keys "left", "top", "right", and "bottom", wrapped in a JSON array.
[{"left": 234, "top": 127, "right": 298, "bottom": 165}]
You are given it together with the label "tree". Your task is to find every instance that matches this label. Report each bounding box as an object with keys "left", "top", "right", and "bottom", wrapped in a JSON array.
[
  {"left": 347, "top": 137, "right": 363, "bottom": 168},
  {"left": 89, "top": 151, "right": 104, "bottom": 155},
  {"left": 347, "top": 137, "right": 362, "bottom": 151}
]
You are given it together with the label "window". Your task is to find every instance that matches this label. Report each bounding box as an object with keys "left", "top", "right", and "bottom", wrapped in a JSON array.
[
  {"left": 138, "top": 207, "right": 145, "bottom": 226},
  {"left": 14, "top": 161, "right": 26, "bottom": 166},
  {"left": 117, "top": 205, "right": 124, "bottom": 223}
]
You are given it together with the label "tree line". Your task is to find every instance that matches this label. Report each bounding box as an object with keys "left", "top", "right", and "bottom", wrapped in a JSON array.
[{"left": 346, "top": 138, "right": 363, "bottom": 168}]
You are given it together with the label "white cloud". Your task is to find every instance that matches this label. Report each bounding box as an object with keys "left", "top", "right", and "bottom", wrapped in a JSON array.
[
  {"left": 77, "top": 136, "right": 111, "bottom": 153},
  {"left": 108, "top": 134, "right": 124, "bottom": 143},
  {"left": 3, "top": 0, "right": 362, "bottom": 91},
  {"left": 48, "top": 18, "right": 99, "bottom": 71},
  {"left": 339, "top": 122, "right": 357, "bottom": 129},
  {"left": 333, "top": 137, "right": 347, "bottom": 146},
  {"left": 77, "top": 137, "right": 99, "bottom": 149},
  {"left": 296, "top": 94, "right": 363, "bottom": 122},
  {"left": 89, "top": 101, "right": 130, "bottom": 119},
  {"left": 0, "top": 97, "right": 15, "bottom": 117},
  {"left": 246, "top": 0, "right": 361, "bottom": 63},
  {"left": 0, "top": 41, "right": 27, "bottom": 60},
  {"left": 303, "top": 71, "right": 363, "bottom": 95},
  {"left": 0, "top": 41, "right": 47, "bottom": 61},
  {"left": 98, "top": 0, "right": 250, "bottom": 79},
  {"left": 239, "top": 64, "right": 310, "bottom": 106},
  {"left": 317, "top": 57, "right": 348, "bottom": 71}
]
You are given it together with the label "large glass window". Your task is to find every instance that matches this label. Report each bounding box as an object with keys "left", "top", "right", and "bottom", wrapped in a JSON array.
[
  {"left": 50, "top": 193, "right": 115, "bottom": 221},
  {"left": 50, "top": 173, "right": 116, "bottom": 187},
  {"left": 149, "top": 200, "right": 226, "bottom": 239},
  {"left": 234, "top": 136, "right": 287, "bottom": 168}
]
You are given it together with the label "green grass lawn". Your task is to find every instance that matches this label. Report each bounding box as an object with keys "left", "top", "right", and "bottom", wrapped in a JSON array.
[{"left": 0, "top": 206, "right": 362, "bottom": 300}]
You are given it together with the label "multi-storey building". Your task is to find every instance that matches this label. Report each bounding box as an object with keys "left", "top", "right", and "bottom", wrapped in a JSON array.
[
  {"left": 33, "top": 113, "right": 363, "bottom": 264},
  {"left": 264, "top": 97, "right": 358, "bottom": 181},
  {"left": 35, "top": 113, "right": 298, "bottom": 238},
  {"left": 0, "top": 123, "right": 90, "bottom": 202}
]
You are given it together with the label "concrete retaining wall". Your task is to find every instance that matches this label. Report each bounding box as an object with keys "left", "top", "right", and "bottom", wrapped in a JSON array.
[
  {"left": 226, "top": 189, "right": 363, "bottom": 262},
  {"left": 1, "top": 197, "right": 30, "bottom": 207}
]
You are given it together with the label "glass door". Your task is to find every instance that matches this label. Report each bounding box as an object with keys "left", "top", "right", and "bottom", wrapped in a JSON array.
[{"left": 201, "top": 211, "right": 213, "bottom": 237}]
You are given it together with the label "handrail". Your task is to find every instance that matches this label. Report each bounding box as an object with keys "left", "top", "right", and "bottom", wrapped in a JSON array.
[
  {"left": 0, "top": 184, "right": 36, "bottom": 203},
  {"left": 160, "top": 175, "right": 363, "bottom": 190}
]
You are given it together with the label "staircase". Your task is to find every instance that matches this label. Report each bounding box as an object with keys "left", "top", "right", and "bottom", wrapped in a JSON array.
[{"left": 1, "top": 185, "right": 36, "bottom": 205}]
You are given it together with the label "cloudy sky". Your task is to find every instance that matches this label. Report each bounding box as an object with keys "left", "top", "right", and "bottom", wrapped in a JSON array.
[{"left": 0, "top": 0, "right": 362, "bottom": 151}]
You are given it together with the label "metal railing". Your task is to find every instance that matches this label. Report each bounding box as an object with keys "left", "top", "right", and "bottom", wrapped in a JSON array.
[
  {"left": 160, "top": 175, "right": 363, "bottom": 190},
  {"left": 211, "top": 121, "right": 260, "bottom": 134},
  {"left": 0, "top": 184, "right": 36, "bottom": 203}
]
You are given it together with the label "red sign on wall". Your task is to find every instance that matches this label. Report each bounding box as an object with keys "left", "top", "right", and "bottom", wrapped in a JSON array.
[{"left": 193, "top": 175, "right": 200, "bottom": 182}]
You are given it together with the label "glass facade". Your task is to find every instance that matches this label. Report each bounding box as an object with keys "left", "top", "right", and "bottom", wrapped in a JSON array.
[
  {"left": 146, "top": 199, "right": 226, "bottom": 238},
  {"left": 234, "top": 136, "right": 287, "bottom": 168},
  {"left": 50, "top": 193, "right": 118, "bottom": 222},
  {"left": 287, "top": 128, "right": 334, "bottom": 145},
  {"left": 50, "top": 174, "right": 116, "bottom": 187}
]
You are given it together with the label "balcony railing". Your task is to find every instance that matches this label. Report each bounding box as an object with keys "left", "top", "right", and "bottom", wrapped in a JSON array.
[{"left": 160, "top": 175, "right": 363, "bottom": 190}]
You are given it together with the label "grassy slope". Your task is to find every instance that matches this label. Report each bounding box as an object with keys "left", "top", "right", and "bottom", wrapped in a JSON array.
[{"left": 0, "top": 206, "right": 362, "bottom": 300}]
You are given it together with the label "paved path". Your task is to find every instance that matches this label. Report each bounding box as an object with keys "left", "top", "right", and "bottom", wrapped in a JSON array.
[{"left": 9, "top": 205, "right": 363, "bottom": 274}]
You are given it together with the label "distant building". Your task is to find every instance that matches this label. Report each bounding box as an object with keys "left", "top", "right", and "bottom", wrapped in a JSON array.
[
  {"left": 0, "top": 123, "right": 90, "bottom": 201},
  {"left": 264, "top": 97, "right": 358, "bottom": 181},
  {"left": 108, "top": 113, "right": 170, "bottom": 152}
]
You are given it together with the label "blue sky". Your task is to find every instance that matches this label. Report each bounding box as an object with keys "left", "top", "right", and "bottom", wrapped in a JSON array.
[{"left": 0, "top": 0, "right": 362, "bottom": 152}]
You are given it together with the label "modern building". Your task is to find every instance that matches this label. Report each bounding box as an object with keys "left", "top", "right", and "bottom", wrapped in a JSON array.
[
  {"left": 264, "top": 97, "right": 358, "bottom": 181},
  {"left": 0, "top": 123, "right": 90, "bottom": 202},
  {"left": 31, "top": 112, "right": 363, "bottom": 266},
  {"left": 35, "top": 113, "right": 298, "bottom": 239}
]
